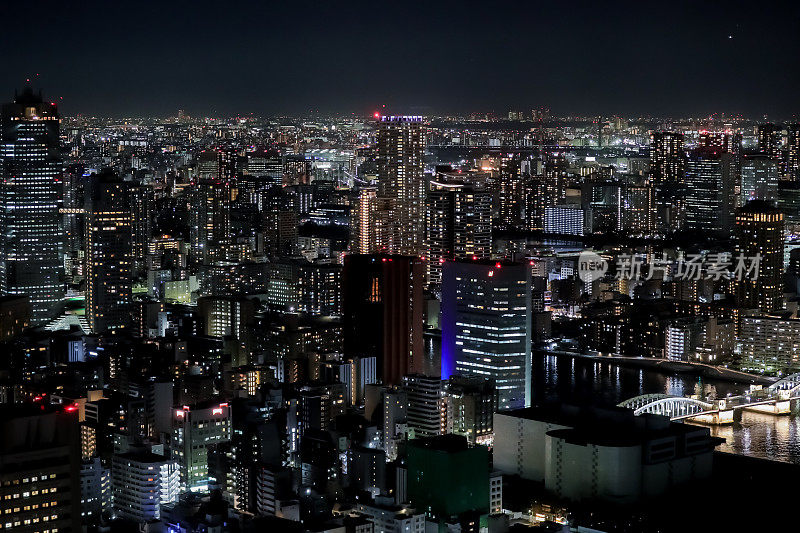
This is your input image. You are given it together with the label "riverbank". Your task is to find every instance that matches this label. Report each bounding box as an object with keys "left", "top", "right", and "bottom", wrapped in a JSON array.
[{"left": 539, "top": 349, "right": 775, "bottom": 386}]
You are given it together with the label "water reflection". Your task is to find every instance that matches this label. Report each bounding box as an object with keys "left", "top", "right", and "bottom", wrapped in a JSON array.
[
  {"left": 708, "top": 411, "right": 800, "bottom": 463},
  {"left": 534, "top": 354, "right": 800, "bottom": 465},
  {"left": 424, "top": 335, "right": 800, "bottom": 464}
]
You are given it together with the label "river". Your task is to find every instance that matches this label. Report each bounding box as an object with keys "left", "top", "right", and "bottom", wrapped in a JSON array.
[
  {"left": 424, "top": 334, "right": 800, "bottom": 465},
  {"left": 534, "top": 352, "right": 800, "bottom": 464}
]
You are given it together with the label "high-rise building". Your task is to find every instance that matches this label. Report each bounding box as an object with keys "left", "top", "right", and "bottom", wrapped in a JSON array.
[
  {"left": 664, "top": 318, "right": 703, "bottom": 361},
  {"left": 497, "top": 155, "right": 524, "bottom": 229},
  {"left": 650, "top": 132, "right": 686, "bottom": 231},
  {"left": 189, "top": 178, "right": 231, "bottom": 263},
  {"left": 684, "top": 148, "right": 736, "bottom": 233},
  {"left": 622, "top": 183, "right": 657, "bottom": 236},
  {"left": 128, "top": 182, "right": 154, "bottom": 278},
  {"left": 735, "top": 200, "right": 784, "bottom": 313},
  {"left": 0, "top": 405, "right": 81, "bottom": 532},
  {"left": 172, "top": 402, "right": 232, "bottom": 493},
  {"left": 85, "top": 172, "right": 132, "bottom": 334},
  {"left": 283, "top": 154, "right": 311, "bottom": 186},
  {"left": 265, "top": 259, "right": 342, "bottom": 316},
  {"left": 379, "top": 386, "right": 408, "bottom": 461},
  {"left": 741, "top": 155, "right": 779, "bottom": 203},
  {"left": 244, "top": 149, "right": 283, "bottom": 187},
  {"left": 649, "top": 132, "right": 685, "bottom": 185},
  {"left": 406, "top": 435, "right": 489, "bottom": 528},
  {"left": 80, "top": 456, "right": 109, "bottom": 524},
  {"left": 441, "top": 260, "right": 532, "bottom": 410},
  {"left": 544, "top": 205, "right": 587, "bottom": 236},
  {"left": 111, "top": 451, "right": 180, "bottom": 522},
  {"left": 757, "top": 123, "right": 783, "bottom": 162},
  {"left": 343, "top": 254, "right": 425, "bottom": 386},
  {"left": 197, "top": 296, "right": 257, "bottom": 339},
  {"left": 739, "top": 316, "right": 800, "bottom": 374},
  {"left": 426, "top": 170, "right": 492, "bottom": 292},
  {"left": 197, "top": 147, "right": 237, "bottom": 197},
  {"left": 402, "top": 374, "right": 443, "bottom": 439},
  {"left": 524, "top": 159, "right": 568, "bottom": 231},
  {"left": 443, "top": 376, "right": 497, "bottom": 446},
  {"left": 699, "top": 131, "right": 744, "bottom": 191},
  {"left": 375, "top": 116, "right": 426, "bottom": 256},
  {"left": 788, "top": 124, "right": 800, "bottom": 182},
  {"left": 0, "top": 86, "right": 63, "bottom": 324},
  {"left": 698, "top": 131, "right": 742, "bottom": 154},
  {"left": 778, "top": 180, "right": 800, "bottom": 230},
  {"left": 0, "top": 294, "right": 31, "bottom": 340},
  {"left": 352, "top": 186, "right": 378, "bottom": 254},
  {"left": 190, "top": 149, "right": 233, "bottom": 262},
  {"left": 581, "top": 181, "right": 621, "bottom": 233}
]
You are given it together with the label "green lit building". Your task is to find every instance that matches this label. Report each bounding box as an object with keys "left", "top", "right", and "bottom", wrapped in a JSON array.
[{"left": 407, "top": 434, "right": 489, "bottom": 531}]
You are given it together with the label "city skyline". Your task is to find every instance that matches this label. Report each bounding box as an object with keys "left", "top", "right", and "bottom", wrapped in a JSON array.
[{"left": 4, "top": 3, "right": 800, "bottom": 531}]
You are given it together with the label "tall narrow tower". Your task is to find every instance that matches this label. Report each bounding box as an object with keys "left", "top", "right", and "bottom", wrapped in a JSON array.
[
  {"left": 0, "top": 86, "right": 63, "bottom": 324},
  {"left": 85, "top": 171, "right": 132, "bottom": 334},
  {"left": 190, "top": 150, "right": 231, "bottom": 263},
  {"left": 735, "top": 200, "right": 784, "bottom": 313},
  {"left": 375, "top": 115, "right": 426, "bottom": 256}
]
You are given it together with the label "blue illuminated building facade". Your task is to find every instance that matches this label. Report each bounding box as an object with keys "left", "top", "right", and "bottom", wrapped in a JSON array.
[{"left": 441, "top": 259, "right": 531, "bottom": 410}]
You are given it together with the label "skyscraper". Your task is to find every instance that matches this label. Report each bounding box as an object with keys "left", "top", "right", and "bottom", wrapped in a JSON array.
[
  {"left": 441, "top": 260, "right": 532, "bottom": 410},
  {"left": 128, "top": 182, "right": 154, "bottom": 279},
  {"left": 497, "top": 155, "right": 524, "bottom": 229},
  {"left": 0, "top": 86, "right": 63, "bottom": 324},
  {"left": 342, "top": 254, "right": 424, "bottom": 385},
  {"left": 351, "top": 186, "right": 384, "bottom": 254},
  {"left": 524, "top": 158, "right": 567, "bottom": 231},
  {"left": 735, "top": 200, "right": 784, "bottom": 313},
  {"left": 375, "top": 115, "right": 426, "bottom": 256},
  {"left": 787, "top": 124, "right": 800, "bottom": 182},
  {"left": 650, "top": 131, "right": 685, "bottom": 231},
  {"left": 85, "top": 171, "right": 132, "bottom": 334},
  {"left": 684, "top": 148, "right": 736, "bottom": 233},
  {"left": 757, "top": 123, "right": 783, "bottom": 162},
  {"left": 426, "top": 170, "right": 492, "bottom": 292},
  {"left": 172, "top": 402, "right": 232, "bottom": 493},
  {"left": 622, "top": 183, "right": 657, "bottom": 236},
  {"left": 741, "top": 154, "right": 779, "bottom": 202},
  {"left": 189, "top": 177, "right": 231, "bottom": 263},
  {"left": 649, "top": 132, "right": 685, "bottom": 185}
]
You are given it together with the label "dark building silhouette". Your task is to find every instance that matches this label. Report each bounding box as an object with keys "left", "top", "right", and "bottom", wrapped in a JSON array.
[
  {"left": 342, "top": 254, "right": 424, "bottom": 385},
  {"left": 0, "top": 405, "right": 81, "bottom": 532}
]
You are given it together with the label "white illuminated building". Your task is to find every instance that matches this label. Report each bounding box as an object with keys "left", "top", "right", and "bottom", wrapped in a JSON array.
[
  {"left": 111, "top": 452, "right": 179, "bottom": 522},
  {"left": 441, "top": 260, "right": 532, "bottom": 410}
]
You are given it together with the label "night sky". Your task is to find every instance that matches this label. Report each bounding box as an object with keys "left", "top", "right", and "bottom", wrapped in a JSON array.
[{"left": 2, "top": 0, "right": 799, "bottom": 118}]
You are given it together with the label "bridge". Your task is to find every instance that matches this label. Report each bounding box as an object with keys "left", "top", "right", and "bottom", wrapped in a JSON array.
[{"left": 618, "top": 373, "right": 800, "bottom": 425}]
